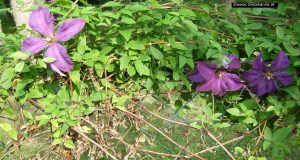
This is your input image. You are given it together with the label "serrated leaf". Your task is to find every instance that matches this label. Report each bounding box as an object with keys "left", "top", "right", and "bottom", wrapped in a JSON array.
[
  {"left": 64, "top": 140, "right": 75, "bottom": 149},
  {"left": 150, "top": 46, "right": 164, "bottom": 60},
  {"left": 227, "top": 108, "right": 240, "bottom": 116}
]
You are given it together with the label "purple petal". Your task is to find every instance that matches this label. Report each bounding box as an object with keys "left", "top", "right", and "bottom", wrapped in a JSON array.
[
  {"left": 55, "top": 19, "right": 86, "bottom": 42},
  {"left": 196, "top": 76, "right": 215, "bottom": 92},
  {"left": 254, "top": 79, "right": 268, "bottom": 96},
  {"left": 274, "top": 72, "right": 293, "bottom": 86},
  {"left": 223, "top": 73, "right": 244, "bottom": 91},
  {"left": 252, "top": 54, "right": 267, "bottom": 72},
  {"left": 270, "top": 51, "right": 289, "bottom": 72},
  {"left": 21, "top": 37, "right": 48, "bottom": 56},
  {"left": 211, "top": 78, "right": 228, "bottom": 96},
  {"left": 196, "top": 61, "right": 216, "bottom": 80},
  {"left": 44, "top": 43, "right": 73, "bottom": 76},
  {"left": 244, "top": 69, "right": 264, "bottom": 86},
  {"left": 188, "top": 68, "right": 205, "bottom": 83},
  {"left": 226, "top": 54, "right": 241, "bottom": 70},
  {"left": 266, "top": 80, "right": 278, "bottom": 94},
  {"left": 29, "top": 7, "right": 54, "bottom": 37}
]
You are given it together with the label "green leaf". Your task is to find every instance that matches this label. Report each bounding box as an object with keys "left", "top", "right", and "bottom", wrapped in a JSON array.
[
  {"left": 52, "top": 139, "right": 62, "bottom": 145},
  {"left": 276, "top": 26, "right": 284, "bottom": 39},
  {"left": 119, "top": 29, "right": 133, "bottom": 42},
  {"left": 0, "top": 68, "right": 15, "bottom": 89},
  {"left": 42, "top": 57, "right": 56, "bottom": 63},
  {"left": 121, "top": 17, "right": 136, "bottom": 24},
  {"left": 171, "top": 43, "right": 188, "bottom": 50},
  {"left": 0, "top": 123, "right": 18, "bottom": 140},
  {"left": 264, "top": 127, "right": 272, "bottom": 141},
  {"left": 134, "top": 60, "right": 150, "bottom": 76},
  {"left": 64, "top": 140, "right": 75, "bottom": 149},
  {"left": 10, "top": 51, "right": 30, "bottom": 60},
  {"left": 101, "top": 1, "right": 123, "bottom": 8},
  {"left": 150, "top": 46, "right": 164, "bottom": 60},
  {"left": 127, "top": 65, "right": 136, "bottom": 76},
  {"left": 263, "top": 141, "right": 271, "bottom": 150},
  {"left": 227, "top": 108, "right": 240, "bottom": 116},
  {"left": 23, "top": 110, "right": 33, "bottom": 119},
  {"left": 246, "top": 23, "right": 263, "bottom": 30},
  {"left": 283, "top": 86, "right": 300, "bottom": 100},
  {"left": 28, "top": 88, "right": 43, "bottom": 98},
  {"left": 36, "top": 115, "right": 50, "bottom": 127},
  {"left": 126, "top": 40, "right": 145, "bottom": 50},
  {"left": 15, "top": 62, "right": 25, "bottom": 72},
  {"left": 178, "top": 8, "right": 196, "bottom": 17},
  {"left": 120, "top": 55, "right": 131, "bottom": 70},
  {"left": 179, "top": 55, "right": 186, "bottom": 68},
  {"left": 245, "top": 42, "right": 256, "bottom": 57},
  {"left": 227, "top": 23, "right": 242, "bottom": 34},
  {"left": 273, "top": 127, "right": 291, "bottom": 142},
  {"left": 173, "top": 71, "right": 180, "bottom": 80}
]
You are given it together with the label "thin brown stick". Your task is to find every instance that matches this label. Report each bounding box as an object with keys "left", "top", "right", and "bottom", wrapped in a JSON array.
[
  {"left": 120, "top": 109, "right": 206, "bottom": 160},
  {"left": 203, "top": 128, "right": 236, "bottom": 160},
  {"left": 27, "top": 99, "right": 45, "bottom": 110},
  {"left": 142, "top": 106, "right": 235, "bottom": 159},
  {"left": 252, "top": 120, "right": 268, "bottom": 155},
  {"left": 72, "top": 127, "right": 118, "bottom": 160},
  {"left": 68, "top": 73, "right": 73, "bottom": 96}
]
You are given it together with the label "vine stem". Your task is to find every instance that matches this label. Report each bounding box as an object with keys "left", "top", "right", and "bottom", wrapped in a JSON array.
[
  {"left": 120, "top": 109, "right": 206, "bottom": 160},
  {"left": 142, "top": 106, "right": 236, "bottom": 160},
  {"left": 72, "top": 127, "right": 118, "bottom": 160}
]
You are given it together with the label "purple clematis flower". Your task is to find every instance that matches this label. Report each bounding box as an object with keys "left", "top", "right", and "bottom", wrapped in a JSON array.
[
  {"left": 244, "top": 51, "right": 293, "bottom": 96},
  {"left": 21, "top": 7, "right": 85, "bottom": 76},
  {"left": 189, "top": 54, "right": 244, "bottom": 96}
]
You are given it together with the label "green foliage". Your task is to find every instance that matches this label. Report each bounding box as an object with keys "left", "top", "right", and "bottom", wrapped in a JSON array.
[{"left": 0, "top": 0, "right": 300, "bottom": 159}]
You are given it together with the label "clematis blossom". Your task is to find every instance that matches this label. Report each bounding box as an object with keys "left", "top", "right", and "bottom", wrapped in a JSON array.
[
  {"left": 188, "top": 54, "right": 244, "bottom": 96},
  {"left": 21, "top": 7, "right": 85, "bottom": 76},
  {"left": 244, "top": 51, "right": 293, "bottom": 96}
]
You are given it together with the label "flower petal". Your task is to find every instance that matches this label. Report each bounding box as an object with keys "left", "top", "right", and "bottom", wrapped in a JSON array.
[
  {"left": 223, "top": 73, "right": 244, "bottom": 91},
  {"left": 254, "top": 79, "right": 268, "bottom": 96},
  {"left": 188, "top": 68, "right": 205, "bottom": 83},
  {"left": 196, "top": 61, "right": 216, "bottom": 80},
  {"left": 270, "top": 51, "right": 289, "bottom": 72},
  {"left": 266, "top": 80, "right": 278, "bottom": 94},
  {"left": 29, "top": 7, "right": 54, "bottom": 37},
  {"left": 55, "top": 19, "right": 86, "bottom": 42},
  {"left": 21, "top": 37, "right": 48, "bottom": 56},
  {"left": 44, "top": 43, "right": 73, "bottom": 75},
  {"left": 252, "top": 54, "right": 267, "bottom": 72},
  {"left": 211, "top": 78, "right": 228, "bottom": 96},
  {"left": 49, "top": 63, "right": 66, "bottom": 76},
  {"left": 196, "top": 77, "right": 215, "bottom": 92},
  {"left": 244, "top": 69, "right": 264, "bottom": 85},
  {"left": 274, "top": 72, "right": 293, "bottom": 86},
  {"left": 226, "top": 54, "right": 241, "bottom": 70}
]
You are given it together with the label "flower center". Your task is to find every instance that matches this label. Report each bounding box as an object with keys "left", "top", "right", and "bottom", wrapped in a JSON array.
[
  {"left": 265, "top": 72, "right": 273, "bottom": 80},
  {"left": 45, "top": 37, "right": 56, "bottom": 44},
  {"left": 216, "top": 71, "right": 224, "bottom": 78}
]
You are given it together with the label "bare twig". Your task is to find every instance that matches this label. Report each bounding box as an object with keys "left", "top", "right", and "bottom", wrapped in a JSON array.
[
  {"left": 72, "top": 127, "right": 118, "bottom": 160},
  {"left": 120, "top": 109, "right": 206, "bottom": 160}
]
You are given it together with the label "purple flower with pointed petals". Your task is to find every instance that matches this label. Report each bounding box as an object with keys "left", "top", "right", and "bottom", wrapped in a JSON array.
[
  {"left": 244, "top": 51, "right": 293, "bottom": 96},
  {"left": 21, "top": 7, "right": 85, "bottom": 76},
  {"left": 188, "top": 54, "right": 244, "bottom": 96}
]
